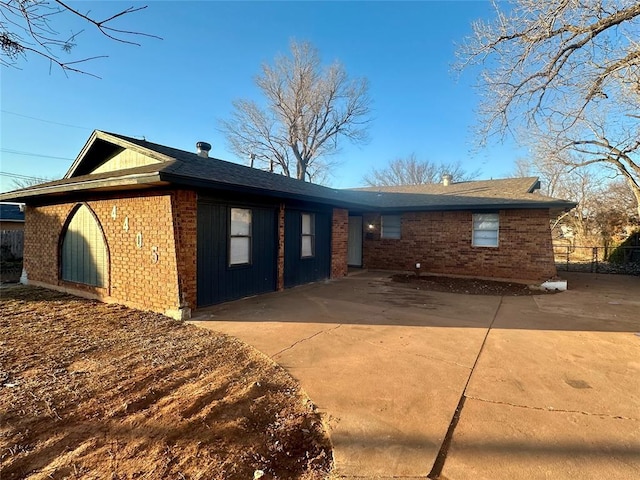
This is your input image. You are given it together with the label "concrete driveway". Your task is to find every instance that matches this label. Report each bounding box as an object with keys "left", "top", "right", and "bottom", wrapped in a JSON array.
[{"left": 190, "top": 272, "right": 640, "bottom": 479}]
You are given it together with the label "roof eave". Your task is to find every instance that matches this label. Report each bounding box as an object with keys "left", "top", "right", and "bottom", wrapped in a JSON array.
[{"left": 0, "top": 173, "right": 166, "bottom": 203}]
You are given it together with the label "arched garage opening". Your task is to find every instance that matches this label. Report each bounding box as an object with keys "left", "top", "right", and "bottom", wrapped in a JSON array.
[{"left": 60, "top": 204, "right": 108, "bottom": 287}]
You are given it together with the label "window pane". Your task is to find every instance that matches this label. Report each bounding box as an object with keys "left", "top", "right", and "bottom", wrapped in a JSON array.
[
  {"left": 473, "top": 235, "right": 498, "bottom": 247},
  {"left": 474, "top": 230, "right": 499, "bottom": 240},
  {"left": 473, "top": 213, "right": 499, "bottom": 247},
  {"left": 229, "top": 237, "right": 250, "bottom": 264},
  {"left": 302, "top": 213, "right": 313, "bottom": 235},
  {"left": 302, "top": 236, "right": 313, "bottom": 257},
  {"left": 473, "top": 214, "right": 498, "bottom": 228},
  {"left": 474, "top": 220, "right": 499, "bottom": 230},
  {"left": 231, "top": 208, "right": 251, "bottom": 236},
  {"left": 473, "top": 213, "right": 497, "bottom": 222},
  {"left": 381, "top": 215, "right": 401, "bottom": 239}
]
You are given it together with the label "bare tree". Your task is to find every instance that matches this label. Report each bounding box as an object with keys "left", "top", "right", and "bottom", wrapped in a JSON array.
[
  {"left": 458, "top": 0, "right": 640, "bottom": 216},
  {"left": 1, "top": 0, "right": 159, "bottom": 77},
  {"left": 512, "top": 151, "right": 574, "bottom": 198},
  {"left": 220, "top": 41, "right": 371, "bottom": 182},
  {"left": 10, "top": 175, "right": 54, "bottom": 189},
  {"left": 514, "top": 149, "right": 638, "bottom": 247},
  {"left": 594, "top": 181, "right": 640, "bottom": 250},
  {"left": 363, "top": 154, "right": 480, "bottom": 186}
]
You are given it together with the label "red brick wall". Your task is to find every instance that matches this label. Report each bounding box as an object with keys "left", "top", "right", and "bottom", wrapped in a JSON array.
[
  {"left": 23, "top": 192, "right": 189, "bottom": 316},
  {"left": 171, "top": 190, "right": 197, "bottom": 311},
  {"left": 362, "top": 209, "right": 556, "bottom": 281},
  {"left": 331, "top": 208, "right": 348, "bottom": 278},
  {"left": 24, "top": 204, "right": 75, "bottom": 286}
]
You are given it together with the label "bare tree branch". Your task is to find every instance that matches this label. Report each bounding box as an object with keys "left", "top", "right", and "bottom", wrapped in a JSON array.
[
  {"left": 11, "top": 174, "right": 54, "bottom": 189},
  {"left": 1, "top": 0, "right": 160, "bottom": 77},
  {"left": 362, "top": 154, "right": 481, "bottom": 186},
  {"left": 220, "top": 40, "right": 371, "bottom": 182},
  {"left": 458, "top": 0, "right": 640, "bottom": 216},
  {"left": 512, "top": 147, "right": 639, "bottom": 246}
]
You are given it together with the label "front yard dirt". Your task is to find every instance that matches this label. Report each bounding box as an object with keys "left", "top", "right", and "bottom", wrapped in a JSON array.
[
  {"left": 392, "top": 273, "right": 557, "bottom": 296},
  {"left": 0, "top": 286, "right": 332, "bottom": 480}
]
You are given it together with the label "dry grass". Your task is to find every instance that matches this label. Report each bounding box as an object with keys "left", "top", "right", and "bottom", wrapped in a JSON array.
[{"left": 0, "top": 286, "right": 332, "bottom": 479}]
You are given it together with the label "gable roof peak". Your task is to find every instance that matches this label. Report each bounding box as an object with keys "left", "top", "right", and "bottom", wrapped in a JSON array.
[{"left": 64, "top": 130, "right": 174, "bottom": 179}]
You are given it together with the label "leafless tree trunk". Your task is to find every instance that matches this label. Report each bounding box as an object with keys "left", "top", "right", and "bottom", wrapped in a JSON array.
[
  {"left": 362, "top": 154, "right": 480, "bottom": 186},
  {"left": 458, "top": 0, "right": 640, "bottom": 217},
  {"left": 220, "top": 41, "right": 371, "bottom": 182},
  {"left": 1, "top": 0, "right": 159, "bottom": 77}
]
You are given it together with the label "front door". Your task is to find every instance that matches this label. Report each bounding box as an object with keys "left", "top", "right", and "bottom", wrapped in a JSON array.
[
  {"left": 348, "top": 216, "right": 363, "bottom": 267},
  {"left": 284, "top": 208, "right": 332, "bottom": 288}
]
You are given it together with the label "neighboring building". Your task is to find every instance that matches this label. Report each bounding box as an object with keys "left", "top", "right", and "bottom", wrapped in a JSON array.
[
  {"left": 0, "top": 202, "right": 25, "bottom": 261},
  {"left": 0, "top": 202, "right": 25, "bottom": 231},
  {"left": 0, "top": 130, "right": 575, "bottom": 319}
]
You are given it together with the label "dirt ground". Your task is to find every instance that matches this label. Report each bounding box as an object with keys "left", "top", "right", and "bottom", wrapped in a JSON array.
[
  {"left": 392, "top": 273, "right": 557, "bottom": 296},
  {"left": 0, "top": 286, "right": 332, "bottom": 480}
]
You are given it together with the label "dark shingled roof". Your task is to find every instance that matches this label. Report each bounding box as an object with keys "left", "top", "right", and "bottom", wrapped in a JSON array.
[
  {"left": 353, "top": 177, "right": 542, "bottom": 196},
  {"left": 0, "top": 130, "right": 576, "bottom": 212},
  {"left": 0, "top": 203, "right": 25, "bottom": 222}
]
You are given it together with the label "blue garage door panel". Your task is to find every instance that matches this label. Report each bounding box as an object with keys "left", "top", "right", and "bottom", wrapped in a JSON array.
[
  {"left": 197, "top": 201, "right": 277, "bottom": 306},
  {"left": 284, "top": 208, "right": 331, "bottom": 288}
]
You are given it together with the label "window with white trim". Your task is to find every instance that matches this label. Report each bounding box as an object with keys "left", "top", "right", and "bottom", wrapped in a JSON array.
[
  {"left": 381, "top": 215, "right": 401, "bottom": 239},
  {"left": 229, "top": 208, "right": 252, "bottom": 265},
  {"left": 301, "top": 213, "right": 315, "bottom": 258},
  {"left": 472, "top": 213, "right": 499, "bottom": 247}
]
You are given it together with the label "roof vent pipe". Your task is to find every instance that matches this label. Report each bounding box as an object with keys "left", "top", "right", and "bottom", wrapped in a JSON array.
[
  {"left": 196, "top": 142, "right": 212, "bottom": 158},
  {"left": 442, "top": 173, "right": 453, "bottom": 186}
]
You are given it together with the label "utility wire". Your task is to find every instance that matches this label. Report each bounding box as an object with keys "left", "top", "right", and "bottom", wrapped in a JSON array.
[
  {"left": 0, "top": 148, "right": 75, "bottom": 161},
  {"left": 1, "top": 109, "right": 93, "bottom": 131}
]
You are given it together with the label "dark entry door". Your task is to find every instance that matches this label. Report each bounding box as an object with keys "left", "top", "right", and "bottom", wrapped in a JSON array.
[
  {"left": 197, "top": 200, "right": 277, "bottom": 306},
  {"left": 284, "top": 208, "right": 331, "bottom": 288}
]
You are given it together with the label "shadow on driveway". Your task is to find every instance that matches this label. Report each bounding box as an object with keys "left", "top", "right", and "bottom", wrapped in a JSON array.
[{"left": 191, "top": 271, "right": 640, "bottom": 479}]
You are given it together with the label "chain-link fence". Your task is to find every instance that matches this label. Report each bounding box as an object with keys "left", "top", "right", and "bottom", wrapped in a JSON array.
[{"left": 554, "top": 245, "right": 640, "bottom": 275}]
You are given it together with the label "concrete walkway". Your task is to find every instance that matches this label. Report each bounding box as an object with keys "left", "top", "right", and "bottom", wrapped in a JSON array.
[{"left": 190, "top": 272, "right": 640, "bottom": 479}]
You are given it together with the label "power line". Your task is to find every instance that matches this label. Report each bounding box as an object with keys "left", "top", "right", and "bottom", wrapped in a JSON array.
[
  {"left": 1, "top": 109, "right": 93, "bottom": 131},
  {"left": 0, "top": 148, "right": 75, "bottom": 161}
]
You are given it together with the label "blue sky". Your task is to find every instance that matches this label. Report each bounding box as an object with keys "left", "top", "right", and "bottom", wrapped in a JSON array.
[{"left": 0, "top": 0, "right": 525, "bottom": 193}]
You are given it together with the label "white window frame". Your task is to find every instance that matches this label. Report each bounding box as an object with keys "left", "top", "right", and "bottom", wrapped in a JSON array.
[
  {"left": 381, "top": 214, "right": 401, "bottom": 239},
  {"left": 229, "top": 207, "right": 252, "bottom": 266},
  {"left": 301, "top": 212, "right": 315, "bottom": 258},
  {"left": 472, "top": 213, "right": 499, "bottom": 247}
]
